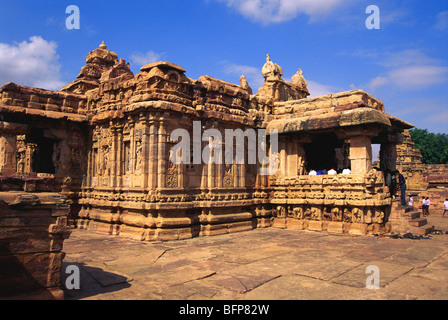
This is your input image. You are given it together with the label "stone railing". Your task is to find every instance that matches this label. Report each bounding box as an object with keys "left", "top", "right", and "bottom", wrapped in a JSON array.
[{"left": 270, "top": 171, "right": 392, "bottom": 235}]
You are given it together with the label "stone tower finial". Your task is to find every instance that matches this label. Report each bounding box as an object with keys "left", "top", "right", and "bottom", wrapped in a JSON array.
[
  {"left": 99, "top": 41, "right": 107, "bottom": 49},
  {"left": 261, "top": 54, "right": 283, "bottom": 80}
]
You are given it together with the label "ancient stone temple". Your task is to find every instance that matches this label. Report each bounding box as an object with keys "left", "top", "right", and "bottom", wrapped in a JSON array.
[{"left": 1, "top": 42, "right": 416, "bottom": 251}]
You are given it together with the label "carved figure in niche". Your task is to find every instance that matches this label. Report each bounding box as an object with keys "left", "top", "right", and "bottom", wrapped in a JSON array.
[
  {"left": 322, "top": 207, "right": 332, "bottom": 221},
  {"left": 303, "top": 207, "right": 311, "bottom": 220},
  {"left": 135, "top": 140, "right": 143, "bottom": 173},
  {"left": 372, "top": 208, "right": 384, "bottom": 224},
  {"left": 294, "top": 207, "right": 304, "bottom": 219},
  {"left": 331, "top": 207, "right": 342, "bottom": 221},
  {"left": 102, "top": 146, "right": 110, "bottom": 175},
  {"left": 287, "top": 206, "right": 295, "bottom": 218},
  {"left": 352, "top": 208, "right": 364, "bottom": 223},
  {"left": 298, "top": 156, "right": 306, "bottom": 176},
  {"left": 276, "top": 206, "right": 286, "bottom": 218},
  {"left": 297, "top": 145, "right": 306, "bottom": 175},
  {"left": 343, "top": 208, "right": 352, "bottom": 223},
  {"left": 365, "top": 208, "right": 373, "bottom": 224},
  {"left": 16, "top": 151, "right": 25, "bottom": 174},
  {"left": 310, "top": 207, "right": 320, "bottom": 220},
  {"left": 291, "top": 68, "right": 308, "bottom": 89}
]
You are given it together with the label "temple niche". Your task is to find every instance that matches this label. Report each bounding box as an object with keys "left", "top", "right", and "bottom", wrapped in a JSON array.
[{"left": 0, "top": 42, "right": 419, "bottom": 245}]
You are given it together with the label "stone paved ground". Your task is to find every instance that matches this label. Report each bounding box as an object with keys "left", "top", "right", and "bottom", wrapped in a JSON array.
[{"left": 61, "top": 213, "right": 448, "bottom": 300}]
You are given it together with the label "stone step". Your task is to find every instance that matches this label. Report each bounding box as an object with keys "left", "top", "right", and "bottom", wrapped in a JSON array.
[
  {"left": 391, "top": 204, "right": 415, "bottom": 214},
  {"left": 390, "top": 208, "right": 420, "bottom": 219},
  {"left": 403, "top": 211, "right": 421, "bottom": 220},
  {"left": 408, "top": 217, "right": 427, "bottom": 227},
  {"left": 409, "top": 224, "right": 434, "bottom": 236}
]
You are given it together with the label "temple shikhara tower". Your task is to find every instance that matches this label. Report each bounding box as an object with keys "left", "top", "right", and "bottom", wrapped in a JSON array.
[{"left": 1, "top": 42, "right": 431, "bottom": 298}]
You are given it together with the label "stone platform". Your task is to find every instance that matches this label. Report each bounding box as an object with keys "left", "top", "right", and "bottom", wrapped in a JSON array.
[{"left": 61, "top": 213, "right": 448, "bottom": 300}]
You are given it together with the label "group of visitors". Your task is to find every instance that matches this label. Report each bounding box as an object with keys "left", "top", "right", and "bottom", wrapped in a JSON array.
[
  {"left": 407, "top": 194, "right": 448, "bottom": 218},
  {"left": 308, "top": 168, "right": 350, "bottom": 176},
  {"left": 421, "top": 197, "right": 448, "bottom": 218},
  {"left": 406, "top": 194, "right": 448, "bottom": 218},
  {"left": 421, "top": 197, "right": 431, "bottom": 217}
]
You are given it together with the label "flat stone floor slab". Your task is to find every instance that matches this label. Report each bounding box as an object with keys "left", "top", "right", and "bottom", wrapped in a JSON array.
[{"left": 61, "top": 214, "right": 448, "bottom": 300}]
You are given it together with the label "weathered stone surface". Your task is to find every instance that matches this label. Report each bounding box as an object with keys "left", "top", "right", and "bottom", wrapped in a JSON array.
[
  {"left": 0, "top": 192, "right": 71, "bottom": 299},
  {"left": 57, "top": 214, "right": 448, "bottom": 300}
]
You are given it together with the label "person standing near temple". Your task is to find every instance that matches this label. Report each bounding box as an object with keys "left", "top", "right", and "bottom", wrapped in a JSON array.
[
  {"left": 422, "top": 197, "right": 427, "bottom": 216},
  {"left": 443, "top": 198, "right": 448, "bottom": 217},
  {"left": 397, "top": 171, "right": 407, "bottom": 206},
  {"left": 425, "top": 197, "right": 431, "bottom": 216}
]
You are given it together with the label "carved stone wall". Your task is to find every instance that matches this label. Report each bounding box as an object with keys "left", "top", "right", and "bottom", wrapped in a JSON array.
[
  {"left": 270, "top": 171, "right": 390, "bottom": 235},
  {"left": 0, "top": 42, "right": 415, "bottom": 243}
]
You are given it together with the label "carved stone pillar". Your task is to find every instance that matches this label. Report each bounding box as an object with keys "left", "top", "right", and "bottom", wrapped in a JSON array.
[
  {"left": 0, "top": 122, "right": 27, "bottom": 176},
  {"left": 157, "top": 116, "right": 168, "bottom": 189},
  {"left": 380, "top": 133, "right": 402, "bottom": 172},
  {"left": 0, "top": 134, "right": 17, "bottom": 176},
  {"left": 116, "top": 128, "right": 123, "bottom": 186},
  {"left": 207, "top": 135, "right": 215, "bottom": 189},
  {"left": 110, "top": 125, "right": 118, "bottom": 187},
  {"left": 279, "top": 138, "right": 287, "bottom": 177},
  {"left": 148, "top": 119, "right": 158, "bottom": 191},
  {"left": 349, "top": 135, "right": 373, "bottom": 174},
  {"left": 140, "top": 115, "right": 150, "bottom": 189}
]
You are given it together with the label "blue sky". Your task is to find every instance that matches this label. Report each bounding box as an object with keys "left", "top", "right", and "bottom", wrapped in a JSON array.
[{"left": 1, "top": 0, "right": 447, "bottom": 133}]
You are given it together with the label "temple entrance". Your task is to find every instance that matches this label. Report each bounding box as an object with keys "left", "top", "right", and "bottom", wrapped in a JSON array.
[
  {"left": 28, "top": 129, "right": 56, "bottom": 174},
  {"left": 303, "top": 133, "right": 343, "bottom": 173}
]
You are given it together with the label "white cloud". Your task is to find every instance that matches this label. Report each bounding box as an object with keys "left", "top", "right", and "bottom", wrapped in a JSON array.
[
  {"left": 215, "top": 0, "right": 346, "bottom": 24},
  {"left": 363, "top": 49, "right": 448, "bottom": 91},
  {"left": 366, "top": 76, "right": 388, "bottom": 91},
  {"left": 378, "top": 49, "right": 441, "bottom": 68},
  {"left": 434, "top": 11, "right": 448, "bottom": 32},
  {"left": 306, "top": 80, "right": 338, "bottom": 97},
  {"left": 388, "top": 65, "right": 448, "bottom": 89},
  {"left": 130, "top": 51, "right": 163, "bottom": 67},
  {"left": 0, "top": 36, "right": 65, "bottom": 90}
]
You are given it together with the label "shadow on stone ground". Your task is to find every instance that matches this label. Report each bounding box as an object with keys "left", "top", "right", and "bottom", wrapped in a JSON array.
[{"left": 61, "top": 262, "right": 132, "bottom": 300}]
